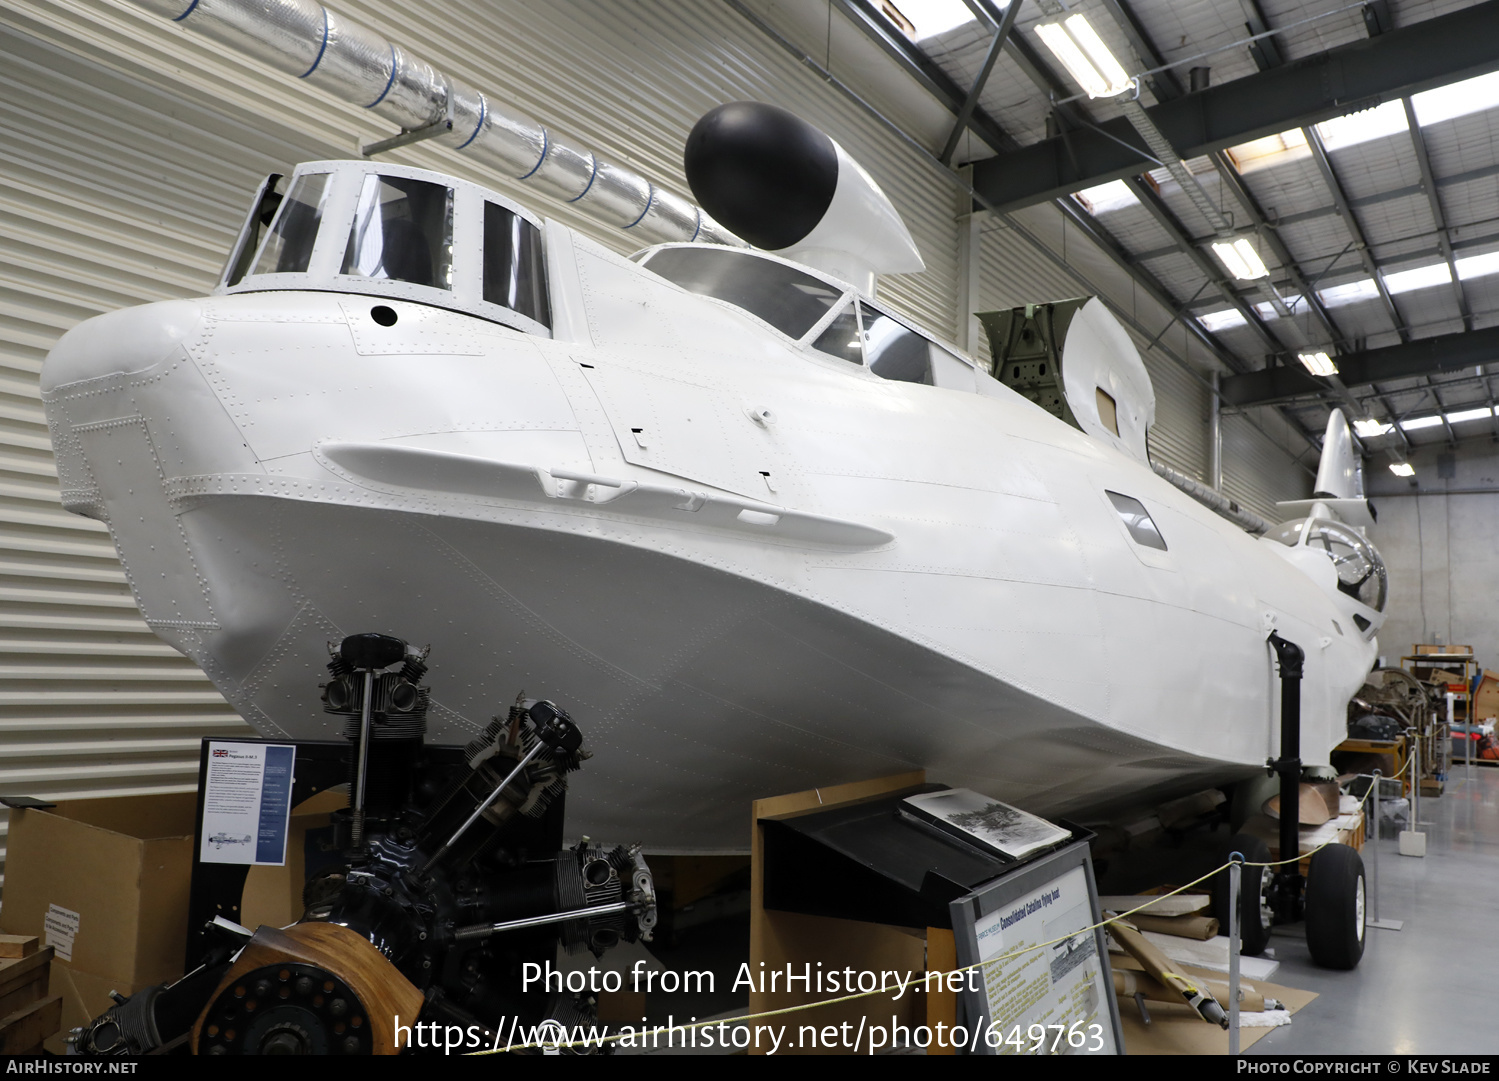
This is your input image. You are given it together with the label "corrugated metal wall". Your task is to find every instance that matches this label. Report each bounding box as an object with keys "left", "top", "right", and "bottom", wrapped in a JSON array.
[{"left": 0, "top": 0, "right": 1311, "bottom": 885}]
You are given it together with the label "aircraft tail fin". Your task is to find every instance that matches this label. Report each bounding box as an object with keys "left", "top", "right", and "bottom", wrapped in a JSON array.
[
  {"left": 1275, "top": 410, "right": 1376, "bottom": 527},
  {"left": 1313, "top": 409, "right": 1362, "bottom": 500}
]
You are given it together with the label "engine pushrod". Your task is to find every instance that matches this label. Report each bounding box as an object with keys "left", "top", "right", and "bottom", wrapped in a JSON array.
[{"left": 453, "top": 901, "right": 633, "bottom": 942}]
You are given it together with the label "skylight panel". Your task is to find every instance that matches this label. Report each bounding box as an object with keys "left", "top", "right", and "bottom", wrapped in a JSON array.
[
  {"left": 1399, "top": 414, "right": 1445, "bottom": 431},
  {"left": 1412, "top": 70, "right": 1499, "bottom": 127},
  {"left": 1072, "top": 179, "right": 1139, "bottom": 215},
  {"left": 1447, "top": 406, "right": 1494, "bottom": 425},
  {"left": 1318, "top": 278, "right": 1379, "bottom": 307},
  {"left": 1199, "top": 309, "right": 1246, "bottom": 332},
  {"left": 1251, "top": 295, "right": 1303, "bottom": 320},
  {"left": 1314, "top": 100, "right": 1409, "bottom": 152},
  {"left": 880, "top": 0, "right": 978, "bottom": 41},
  {"left": 1225, "top": 129, "right": 1310, "bottom": 174},
  {"left": 1456, "top": 251, "right": 1499, "bottom": 281},
  {"left": 1353, "top": 418, "right": 1392, "bottom": 437},
  {"left": 1384, "top": 262, "right": 1453, "bottom": 294}
]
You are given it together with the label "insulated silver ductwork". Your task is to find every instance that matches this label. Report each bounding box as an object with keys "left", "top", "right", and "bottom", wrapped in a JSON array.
[
  {"left": 135, "top": 0, "right": 744, "bottom": 246},
  {"left": 1152, "top": 460, "right": 1274, "bottom": 536}
]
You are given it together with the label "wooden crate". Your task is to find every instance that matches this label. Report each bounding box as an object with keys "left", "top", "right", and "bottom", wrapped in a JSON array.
[{"left": 0, "top": 942, "right": 58, "bottom": 1053}]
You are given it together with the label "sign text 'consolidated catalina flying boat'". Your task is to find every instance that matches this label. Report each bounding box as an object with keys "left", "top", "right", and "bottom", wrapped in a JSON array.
[{"left": 40, "top": 3, "right": 1387, "bottom": 851}]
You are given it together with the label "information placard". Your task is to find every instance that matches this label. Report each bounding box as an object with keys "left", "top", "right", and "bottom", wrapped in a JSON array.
[
  {"left": 951, "top": 839, "right": 1121, "bottom": 1055},
  {"left": 199, "top": 741, "right": 296, "bottom": 866}
]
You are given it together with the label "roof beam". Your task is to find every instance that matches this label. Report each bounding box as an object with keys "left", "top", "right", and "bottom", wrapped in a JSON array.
[
  {"left": 1401, "top": 97, "right": 1473, "bottom": 332},
  {"left": 970, "top": 1, "right": 1499, "bottom": 212},
  {"left": 831, "top": 0, "right": 1017, "bottom": 153},
  {"left": 939, "top": 0, "right": 1020, "bottom": 164},
  {"left": 1125, "top": 177, "right": 1283, "bottom": 359},
  {"left": 1221, "top": 325, "right": 1499, "bottom": 406},
  {"left": 1303, "top": 125, "right": 1408, "bottom": 343}
]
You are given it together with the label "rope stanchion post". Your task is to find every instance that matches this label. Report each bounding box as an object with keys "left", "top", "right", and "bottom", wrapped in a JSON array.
[
  {"left": 1401, "top": 728, "right": 1428, "bottom": 857},
  {"left": 1366, "top": 768, "right": 1404, "bottom": 930},
  {"left": 1228, "top": 852, "right": 1242, "bottom": 1054}
]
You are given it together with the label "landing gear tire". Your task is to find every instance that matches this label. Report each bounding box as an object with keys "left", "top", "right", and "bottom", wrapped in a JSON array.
[
  {"left": 1213, "top": 832, "right": 1274, "bottom": 956},
  {"left": 1305, "top": 843, "right": 1366, "bottom": 970}
]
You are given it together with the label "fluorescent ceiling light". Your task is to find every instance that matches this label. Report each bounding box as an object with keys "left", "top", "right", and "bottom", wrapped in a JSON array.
[
  {"left": 1315, "top": 100, "right": 1409, "bottom": 152},
  {"left": 1354, "top": 418, "right": 1392, "bottom": 437},
  {"left": 1319, "top": 278, "right": 1379, "bottom": 307},
  {"left": 1212, "top": 238, "right": 1269, "bottom": 281},
  {"left": 878, "top": 0, "right": 978, "bottom": 41},
  {"left": 1389, "top": 462, "right": 1415, "bottom": 477},
  {"left": 1448, "top": 406, "right": 1494, "bottom": 424},
  {"left": 1298, "top": 351, "right": 1338, "bottom": 377},
  {"left": 1456, "top": 250, "right": 1499, "bottom": 281},
  {"left": 1385, "top": 262, "right": 1453, "bottom": 294},
  {"left": 1199, "top": 309, "right": 1247, "bottom": 332},
  {"left": 1400, "top": 415, "right": 1445, "bottom": 431},
  {"left": 1412, "top": 70, "right": 1499, "bottom": 128},
  {"left": 1037, "top": 15, "right": 1132, "bottom": 98},
  {"left": 1072, "top": 179, "right": 1139, "bottom": 215},
  {"left": 1064, "top": 15, "right": 1131, "bottom": 94}
]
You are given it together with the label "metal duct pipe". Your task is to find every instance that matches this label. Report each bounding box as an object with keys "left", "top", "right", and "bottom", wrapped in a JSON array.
[
  {"left": 135, "top": 0, "right": 743, "bottom": 246},
  {"left": 1152, "top": 460, "right": 1274, "bottom": 535}
]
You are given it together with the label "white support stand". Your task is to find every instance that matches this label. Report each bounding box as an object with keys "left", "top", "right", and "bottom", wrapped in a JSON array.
[{"left": 1366, "top": 769, "right": 1404, "bottom": 931}]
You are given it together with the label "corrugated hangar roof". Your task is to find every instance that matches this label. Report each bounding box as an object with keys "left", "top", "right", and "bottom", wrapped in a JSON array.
[{"left": 757, "top": 0, "right": 1499, "bottom": 467}]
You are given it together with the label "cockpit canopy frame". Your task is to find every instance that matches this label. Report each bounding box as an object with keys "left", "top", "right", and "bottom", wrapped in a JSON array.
[{"left": 215, "top": 160, "right": 552, "bottom": 338}]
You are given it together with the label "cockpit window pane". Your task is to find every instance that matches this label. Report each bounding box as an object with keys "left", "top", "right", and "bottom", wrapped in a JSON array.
[
  {"left": 483, "top": 202, "right": 550, "bottom": 327},
  {"left": 1306, "top": 518, "right": 1387, "bottom": 611},
  {"left": 644, "top": 248, "right": 843, "bottom": 338},
  {"left": 1268, "top": 518, "right": 1307, "bottom": 547},
  {"left": 1106, "top": 491, "right": 1167, "bottom": 550},
  {"left": 811, "top": 304, "right": 863, "bottom": 364},
  {"left": 863, "top": 305, "right": 934, "bottom": 385},
  {"left": 250, "top": 173, "right": 327, "bottom": 277},
  {"left": 341, "top": 175, "right": 454, "bottom": 290}
]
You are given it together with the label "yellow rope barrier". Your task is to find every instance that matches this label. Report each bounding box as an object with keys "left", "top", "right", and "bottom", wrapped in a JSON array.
[{"left": 470, "top": 773, "right": 1390, "bottom": 1054}]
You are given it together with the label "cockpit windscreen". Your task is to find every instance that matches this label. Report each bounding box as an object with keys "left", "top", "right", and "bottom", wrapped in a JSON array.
[
  {"left": 645, "top": 248, "right": 843, "bottom": 339},
  {"left": 342, "top": 175, "right": 454, "bottom": 290},
  {"left": 250, "top": 172, "right": 327, "bottom": 278}
]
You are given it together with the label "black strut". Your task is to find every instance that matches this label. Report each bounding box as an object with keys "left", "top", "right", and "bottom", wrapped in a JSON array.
[{"left": 1267, "top": 631, "right": 1304, "bottom": 920}]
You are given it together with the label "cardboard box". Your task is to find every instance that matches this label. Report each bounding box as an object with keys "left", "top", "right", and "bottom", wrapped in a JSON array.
[
  {"left": 1474, "top": 670, "right": 1499, "bottom": 721},
  {"left": 0, "top": 793, "right": 197, "bottom": 1051},
  {"left": 239, "top": 788, "right": 348, "bottom": 930}
]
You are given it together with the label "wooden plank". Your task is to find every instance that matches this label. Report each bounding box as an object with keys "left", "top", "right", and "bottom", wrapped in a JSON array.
[
  {"left": 0, "top": 970, "right": 48, "bottom": 1022},
  {"left": 0, "top": 995, "right": 62, "bottom": 1054},
  {"left": 0, "top": 948, "right": 53, "bottom": 1001},
  {"left": 0, "top": 937, "right": 37, "bottom": 959}
]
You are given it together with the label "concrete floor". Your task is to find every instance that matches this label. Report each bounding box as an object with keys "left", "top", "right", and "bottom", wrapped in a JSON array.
[{"left": 1249, "top": 762, "right": 1499, "bottom": 1055}]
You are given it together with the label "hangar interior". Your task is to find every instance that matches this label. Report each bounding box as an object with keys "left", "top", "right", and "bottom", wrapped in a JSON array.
[{"left": 0, "top": 0, "right": 1497, "bottom": 1057}]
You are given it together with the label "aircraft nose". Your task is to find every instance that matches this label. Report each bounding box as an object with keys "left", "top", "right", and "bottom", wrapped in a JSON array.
[{"left": 40, "top": 299, "right": 204, "bottom": 395}]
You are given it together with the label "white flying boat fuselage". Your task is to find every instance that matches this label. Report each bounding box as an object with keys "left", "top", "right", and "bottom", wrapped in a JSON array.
[{"left": 41, "top": 160, "right": 1383, "bottom": 849}]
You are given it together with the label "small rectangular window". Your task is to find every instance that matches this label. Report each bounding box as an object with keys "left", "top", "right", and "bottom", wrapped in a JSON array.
[
  {"left": 1096, "top": 387, "right": 1119, "bottom": 435},
  {"left": 483, "top": 202, "right": 550, "bottom": 327},
  {"left": 1106, "top": 491, "right": 1167, "bottom": 550}
]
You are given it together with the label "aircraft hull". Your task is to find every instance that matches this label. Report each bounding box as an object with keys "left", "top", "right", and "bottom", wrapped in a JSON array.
[{"left": 41, "top": 271, "right": 1375, "bottom": 849}]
